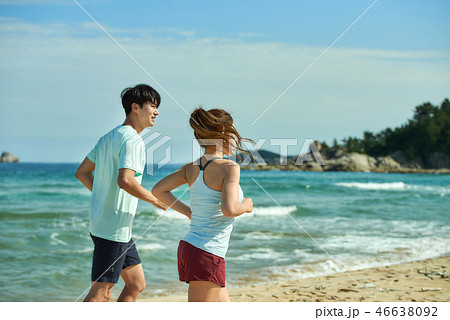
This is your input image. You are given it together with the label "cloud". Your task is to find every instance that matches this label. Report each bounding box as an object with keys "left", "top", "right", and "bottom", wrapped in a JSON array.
[
  {"left": 1, "top": 18, "right": 449, "bottom": 162},
  {"left": 0, "top": 0, "right": 109, "bottom": 5},
  {"left": 0, "top": 0, "right": 61, "bottom": 4}
]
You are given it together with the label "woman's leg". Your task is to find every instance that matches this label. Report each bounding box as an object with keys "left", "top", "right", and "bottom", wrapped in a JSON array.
[
  {"left": 219, "top": 286, "right": 230, "bottom": 302},
  {"left": 188, "top": 281, "right": 221, "bottom": 302}
]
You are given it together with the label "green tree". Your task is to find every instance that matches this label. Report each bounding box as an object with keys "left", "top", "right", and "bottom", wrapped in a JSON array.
[{"left": 333, "top": 98, "right": 450, "bottom": 167}]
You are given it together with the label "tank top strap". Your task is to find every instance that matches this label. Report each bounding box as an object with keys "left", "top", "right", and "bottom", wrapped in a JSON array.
[{"left": 198, "top": 156, "right": 223, "bottom": 171}]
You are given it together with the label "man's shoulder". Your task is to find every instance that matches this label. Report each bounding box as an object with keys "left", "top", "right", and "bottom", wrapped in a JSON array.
[
  {"left": 98, "top": 125, "right": 123, "bottom": 140},
  {"left": 117, "top": 127, "right": 145, "bottom": 153},
  {"left": 96, "top": 125, "right": 141, "bottom": 146},
  {"left": 105, "top": 125, "right": 141, "bottom": 143},
  {"left": 117, "top": 125, "right": 140, "bottom": 137}
]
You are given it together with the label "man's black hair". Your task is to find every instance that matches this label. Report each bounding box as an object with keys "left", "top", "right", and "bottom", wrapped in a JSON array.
[{"left": 121, "top": 84, "right": 161, "bottom": 115}]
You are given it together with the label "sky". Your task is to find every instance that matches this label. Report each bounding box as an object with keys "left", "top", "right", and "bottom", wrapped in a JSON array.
[{"left": 0, "top": 0, "right": 449, "bottom": 163}]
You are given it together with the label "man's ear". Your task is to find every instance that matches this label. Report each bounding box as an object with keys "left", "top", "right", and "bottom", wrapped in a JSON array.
[{"left": 131, "top": 103, "right": 140, "bottom": 114}]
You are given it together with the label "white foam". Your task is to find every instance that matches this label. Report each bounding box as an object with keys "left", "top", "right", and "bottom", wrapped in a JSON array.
[
  {"left": 138, "top": 243, "right": 165, "bottom": 251},
  {"left": 243, "top": 231, "right": 283, "bottom": 240},
  {"left": 334, "top": 181, "right": 450, "bottom": 194},
  {"left": 153, "top": 208, "right": 190, "bottom": 220},
  {"left": 151, "top": 205, "right": 297, "bottom": 220},
  {"left": 228, "top": 238, "right": 450, "bottom": 287},
  {"left": 335, "top": 181, "right": 407, "bottom": 190},
  {"left": 237, "top": 205, "right": 297, "bottom": 219},
  {"left": 229, "top": 247, "right": 283, "bottom": 262},
  {"left": 72, "top": 247, "right": 92, "bottom": 254},
  {"left": 50, "top": 232, "right": 67, "bottom": 245}
]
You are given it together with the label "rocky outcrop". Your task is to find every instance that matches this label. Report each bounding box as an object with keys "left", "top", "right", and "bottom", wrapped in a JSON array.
[
  {"left": 242, "top": 149, "right": 450, "bottom": 174},
  {"left": 323, "top": 146, "right": 346, "bottom": 159},
  {"left": 375, "top": 156, "right": 402, "bottom": 170},
  {"left": 323, "top": 152, "right": 377, "bottom": 172},
  {"left": 389, "top": 151, "right": 423, "bottom": 169},
  {"left": 0, "top": 152, "right": 19, "bottom": 163},
  {"left": 426, "top": 152, "right": 450, "bottom": 169}
]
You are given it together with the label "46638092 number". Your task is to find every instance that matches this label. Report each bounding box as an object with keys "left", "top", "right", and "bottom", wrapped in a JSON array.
[{"left": 376, "top": 307, "right": 438, "bottom": 317}]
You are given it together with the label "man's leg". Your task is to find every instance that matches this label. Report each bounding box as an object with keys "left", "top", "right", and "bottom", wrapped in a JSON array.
[
  {"left": 117, "top": 263, "right": 146, "bottom": 302},
  {"left": 84, "top": 282, "right": 115, "bottom": 302}
]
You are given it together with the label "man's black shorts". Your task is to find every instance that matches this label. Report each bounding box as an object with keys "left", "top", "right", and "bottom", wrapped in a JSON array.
[{"left": 90, "top": 233, "right": 141, "bottom": 283}]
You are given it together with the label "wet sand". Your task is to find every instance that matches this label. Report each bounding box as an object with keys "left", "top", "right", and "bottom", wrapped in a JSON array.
[{"left": 141, "top": 256, "right": 449, "bottom": 302}]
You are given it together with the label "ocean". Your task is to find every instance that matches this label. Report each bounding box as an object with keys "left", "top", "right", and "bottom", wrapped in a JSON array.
[{"left": 0, "top": 163, "right": 449, "bottom": 301}]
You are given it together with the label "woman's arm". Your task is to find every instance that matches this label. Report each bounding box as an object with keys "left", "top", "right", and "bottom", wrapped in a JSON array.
[
  {"left": 221, "top": 162, "right": 253, "bottom": 217},
  {"left": 152, "top": 164, "right": 192, "bottom": 219},
  {"left": 75, "top": 157, "right": 95, "bottom": 192}
]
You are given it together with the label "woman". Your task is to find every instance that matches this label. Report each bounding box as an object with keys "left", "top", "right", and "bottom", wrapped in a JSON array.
[{"left": 152, "top": 107, "right": 254, "bottom": 302}]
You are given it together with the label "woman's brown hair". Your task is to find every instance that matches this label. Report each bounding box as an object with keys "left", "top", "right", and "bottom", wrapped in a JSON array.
[{"left": 190, "top": 107, "right": 254, "bottom": 161}]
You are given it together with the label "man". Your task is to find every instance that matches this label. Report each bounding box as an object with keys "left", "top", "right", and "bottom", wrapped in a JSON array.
[{"left": 75, "top": 84, "right": 168, "bottom": 302}]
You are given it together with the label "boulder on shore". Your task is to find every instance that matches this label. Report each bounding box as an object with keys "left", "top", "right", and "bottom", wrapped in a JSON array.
[
  {"left": 323, "top": 152, "right": 377, "bottom": 172},
  {"left": 375, "top": 156, "right": 402, "bottom": 171},
  {"left": 0, "top": 152, "right": 19, "bottom": 163}
]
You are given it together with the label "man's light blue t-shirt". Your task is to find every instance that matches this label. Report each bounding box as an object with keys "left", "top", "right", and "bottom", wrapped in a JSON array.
[{"left": 87, "top": 125, "right": 145, "bottom": 243}]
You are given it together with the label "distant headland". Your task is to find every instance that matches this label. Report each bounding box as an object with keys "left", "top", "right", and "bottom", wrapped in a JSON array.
[
  {"left": 242, "top": 98, "right": 450, "bottom": 174},
  {"left": 240, "top": 146, "right": 450, "bottom": 174},
  {"left": 0, "top": 152, "right": 19, "bottom": 163}
]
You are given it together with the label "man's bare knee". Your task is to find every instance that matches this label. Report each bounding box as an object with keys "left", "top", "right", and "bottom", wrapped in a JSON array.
[{"left": 127, "top": 279, "right": 146, "bottom": 293}]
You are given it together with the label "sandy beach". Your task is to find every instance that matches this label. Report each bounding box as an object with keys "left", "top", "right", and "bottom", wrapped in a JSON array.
[{"left": 142, "top": 256, "right": 449, "bottom": 302}]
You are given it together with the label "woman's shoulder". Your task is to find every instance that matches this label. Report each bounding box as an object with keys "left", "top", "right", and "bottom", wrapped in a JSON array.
[
  {"left": 211, "top": 158, "right": 237, "bottom": 166},
  {"left": 216, "top": 159, "right": 240, "bottom": 174}
]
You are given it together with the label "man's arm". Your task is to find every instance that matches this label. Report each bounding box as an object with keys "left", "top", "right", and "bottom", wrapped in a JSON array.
[
  {"left": 75, "top": 157, "right": 95, "bottom": 192},
  {"left": 117, "top": 168, "right": 168, "bottom": 210}
]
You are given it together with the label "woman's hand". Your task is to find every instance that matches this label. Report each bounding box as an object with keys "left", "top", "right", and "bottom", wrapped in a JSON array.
[{"left": 242, "top": 198, "right": 253, "bottom": 213}]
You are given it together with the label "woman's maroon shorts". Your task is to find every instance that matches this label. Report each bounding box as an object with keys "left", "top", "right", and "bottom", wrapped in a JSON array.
[{"left": 177, "top": 240, "right": 226, "bottom": 287}]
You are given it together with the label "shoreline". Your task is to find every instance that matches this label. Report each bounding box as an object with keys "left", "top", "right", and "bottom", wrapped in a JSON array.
[
  {"left": 241, "top": 165, "right": 450, "bottom": 174},
  {"left": 140, "top": 256, "right": 449, "bottom": 302}
]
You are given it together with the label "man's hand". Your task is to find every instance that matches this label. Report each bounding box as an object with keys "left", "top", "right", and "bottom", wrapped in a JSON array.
[{"left": 150, "top": 197, "right": 168, "bottom": 211}]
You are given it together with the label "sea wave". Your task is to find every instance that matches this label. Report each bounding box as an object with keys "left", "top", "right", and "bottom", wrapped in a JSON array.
[
  {"left": 227, "top": 236, "right": 450, "bottom": 288},
  {"left": 243, "top": 231, "right": 283, "bottom": 240},
  {"left": 147, "top": 205, "right": 298, "bottom": 220},
  {"left": 334, "top": 181, "right": 450, "bottom": 194},
  {"left": 153, "top": 209, "right": 191, "bottom": 220},
  {"left": 237, "top": 205, "right": 297, "bottom": 219},
  {"left": 138, "top": 243, "right": 165, "bottom": 251},
  {"left": 50, "top": 232, "right": 68, "bottom": 246},
  {"left": 229, "top": 247, "right": 283, "bottom": 262},
  {"left": 0, "top": 211, "right": 67, "bottom": 221}
]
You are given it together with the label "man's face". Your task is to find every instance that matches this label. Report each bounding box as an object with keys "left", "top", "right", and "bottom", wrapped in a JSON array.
[{"left": 138, "top": 102, "right": 159, "bottom": 127}]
